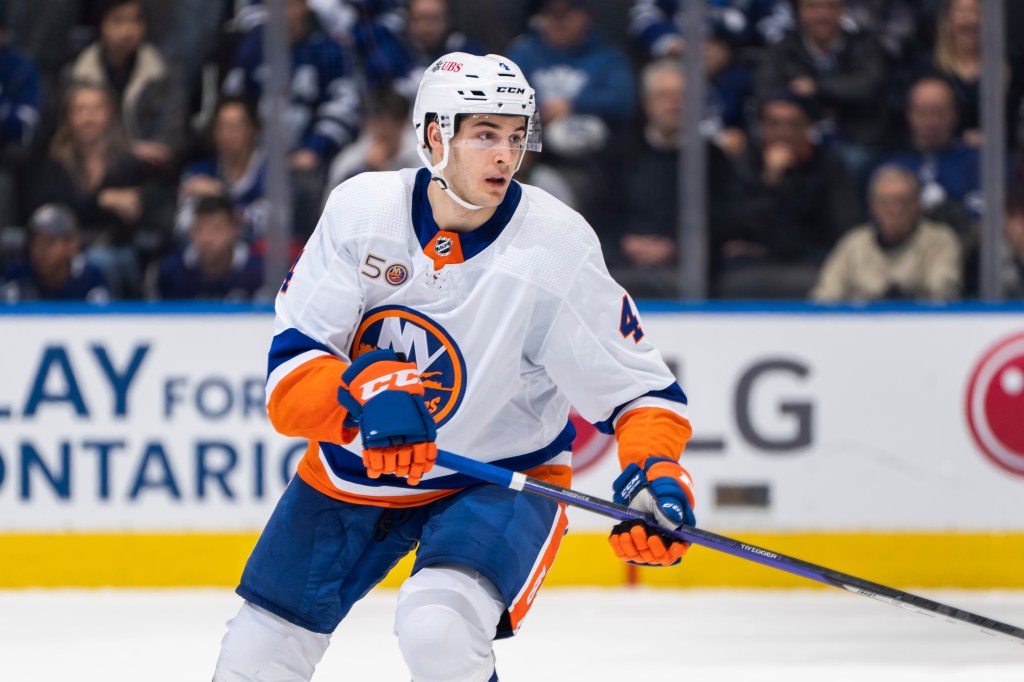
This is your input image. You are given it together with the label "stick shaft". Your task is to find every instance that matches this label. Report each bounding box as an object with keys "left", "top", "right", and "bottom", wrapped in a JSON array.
[{"left": 435, "top": 449, "right": 1024, "bottom": 644}]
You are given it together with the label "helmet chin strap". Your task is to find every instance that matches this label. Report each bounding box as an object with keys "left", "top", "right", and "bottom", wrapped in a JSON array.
[{"left": 417, "top": 135, "right": 485, "bottom": 212}]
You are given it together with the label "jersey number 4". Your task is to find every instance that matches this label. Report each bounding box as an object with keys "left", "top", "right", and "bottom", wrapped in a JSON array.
[{"left": 619, "top": 295, "right": 644, "bottom": 343}]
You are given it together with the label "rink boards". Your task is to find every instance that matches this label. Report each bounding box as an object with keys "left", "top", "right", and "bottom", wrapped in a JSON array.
[{"left": 1, "top": 302, "right": 1023, "bottom": 588}]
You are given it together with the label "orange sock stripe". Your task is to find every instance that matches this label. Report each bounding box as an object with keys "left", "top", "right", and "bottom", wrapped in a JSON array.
[
  {"left": 508, "top": 503, "right": 569, "bottom": 633},
  {"left": 614, "top": 407, "right": 692, "bottom": 469},
  {"left": 267, "top": 355, "right": 354, "bottom": 444}
]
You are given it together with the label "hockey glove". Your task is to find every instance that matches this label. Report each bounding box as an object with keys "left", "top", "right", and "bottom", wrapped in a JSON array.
[
  {"left": 608, "top": 457, "right": 696, "bottom": 566},
  {"left": 337, "top": 349, "right": 437, "bottom": 485}
]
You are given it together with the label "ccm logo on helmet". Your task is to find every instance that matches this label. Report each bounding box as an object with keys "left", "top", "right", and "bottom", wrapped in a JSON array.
[
  {"left": 497, "top": 86, "right": 526, "bottom": 94},
  {"left": 432, "top": 60, "right": 462, "bottom": 72}
]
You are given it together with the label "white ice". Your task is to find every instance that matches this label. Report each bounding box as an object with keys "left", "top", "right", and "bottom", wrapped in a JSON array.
[{"left": 2, "top": 588, "right": 1023, "bottom": 681}]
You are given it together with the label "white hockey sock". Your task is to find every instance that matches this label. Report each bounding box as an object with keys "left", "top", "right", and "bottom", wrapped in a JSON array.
[
  {"left": 395, "top": 564, "right": 504, "bottom": 682},
  {"left": 213, "top": 601, "right": 331, "bottom": 682}
]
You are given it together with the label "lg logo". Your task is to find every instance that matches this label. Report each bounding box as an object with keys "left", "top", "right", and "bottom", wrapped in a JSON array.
[{"left": 966, "top": 333, "right": 1024, "bottom": 476}]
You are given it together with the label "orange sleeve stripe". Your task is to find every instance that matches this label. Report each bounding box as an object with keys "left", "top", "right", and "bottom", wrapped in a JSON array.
[
  {"left": 267, "top": 355, "right": 356, "bottom": 444},
  {"left": 614, "top": 407, "right": 692, "bottom": 469}
]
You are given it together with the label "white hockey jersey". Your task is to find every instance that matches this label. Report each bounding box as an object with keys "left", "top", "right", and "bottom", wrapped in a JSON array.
[{"left": 265, "top": 167, "right": 687, "bottom": 506}]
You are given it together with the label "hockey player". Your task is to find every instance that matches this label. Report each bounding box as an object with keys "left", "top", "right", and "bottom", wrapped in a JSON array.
[{"left": 213, "top": 53, "right": 695, "bottom": 682}]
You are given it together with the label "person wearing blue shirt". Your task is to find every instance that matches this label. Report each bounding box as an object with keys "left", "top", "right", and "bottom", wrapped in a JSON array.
[
  {"left": 156, "top": 194, "right": 264, "bottom": 301},
  {"left": 223, "top": 0, "right": 360, "bottom": 169},
  {"left": 177, "top": 96, "right": 269, "bottom": 244},
  {"left": 1, "top": 204, "right": 109, "bottom": 304},
  {"left": 0, "top": 10, "right": 40, "bottom": 229},
  {"left": 882, "top": 75, "right": 982, "bottom": 236},
  {"left": 506, "top": 0, "right": 636, "bottom": 159},
  {"left": 223, "top": 0, "right": 361, "bottom": 238},
  {"left": 629, "top": 0, "right": 782, "bottom": 58}
]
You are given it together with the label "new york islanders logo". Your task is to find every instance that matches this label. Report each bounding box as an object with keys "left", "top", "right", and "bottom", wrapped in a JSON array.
[
  {"left": 966, "top": 332, "right": 1024, "bottom": 477},
  {"left": 350, "top": 306, "right": 466, "bottom": 427}
]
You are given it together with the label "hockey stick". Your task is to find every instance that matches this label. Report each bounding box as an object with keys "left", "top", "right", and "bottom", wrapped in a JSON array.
[{"left": 434, "top": 449, "right": 1024, "bottom": 644}]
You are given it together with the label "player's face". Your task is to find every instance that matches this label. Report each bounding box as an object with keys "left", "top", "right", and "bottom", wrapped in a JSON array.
[{"left": 443, "top": 115, "right": 528, "bottom": 208}]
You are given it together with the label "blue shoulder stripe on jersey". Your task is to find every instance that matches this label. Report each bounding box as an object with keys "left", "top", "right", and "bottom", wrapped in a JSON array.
[
  {"left": 594, "top": 382, "right": 689, "bottom": 435},
  {"left": 411, "top": 167, "right": 522, "bottom": 260},
  {"left": 318, "top": 420, "right": 576, "bottom": 490},
  {"left": 267, "top": 328, "right": 334, "bottom": 380}
]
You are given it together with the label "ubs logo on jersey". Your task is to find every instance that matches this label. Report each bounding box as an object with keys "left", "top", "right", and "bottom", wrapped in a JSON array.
[
  {"left": 350, "top": 306, "right": 466, "bottom": 427},
  {"left": 966, "top": 332, "right": 1024, "bottom": 477}
]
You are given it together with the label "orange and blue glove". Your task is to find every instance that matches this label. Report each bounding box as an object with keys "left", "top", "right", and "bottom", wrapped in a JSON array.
[
  {"left": 337, "top": 349, "right": 437, "bottom": 485},
  {"left": 609, "top": 457, "right": 696, "bottom": 566}
]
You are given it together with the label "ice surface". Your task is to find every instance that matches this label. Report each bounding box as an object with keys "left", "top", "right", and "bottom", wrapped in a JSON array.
[{"left": 1, "top": 588, "right": 1023, "bottom": 681}]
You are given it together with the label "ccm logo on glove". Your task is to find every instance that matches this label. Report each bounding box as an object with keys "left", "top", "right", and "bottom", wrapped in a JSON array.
[
  {"left": 357, "top": 368, "right": 423, "bottom": 400},
  {"left": 337, "top": 349, "right": 438, "bottom": 485}
]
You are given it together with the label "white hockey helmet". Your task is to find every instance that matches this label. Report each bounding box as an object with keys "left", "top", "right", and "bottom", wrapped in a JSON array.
[{"left": 413, "top": 52, "right": 541, "bottom": 210}]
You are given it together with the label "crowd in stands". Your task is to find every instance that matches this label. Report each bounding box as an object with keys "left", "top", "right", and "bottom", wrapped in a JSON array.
[{"left": 2, "top": 0, "right": 1024, "bottom": 303}]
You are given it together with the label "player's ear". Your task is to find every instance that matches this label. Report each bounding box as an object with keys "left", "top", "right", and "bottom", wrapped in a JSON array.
[{"left": 427, "top": 121, "right": 443, "bottom": 154}]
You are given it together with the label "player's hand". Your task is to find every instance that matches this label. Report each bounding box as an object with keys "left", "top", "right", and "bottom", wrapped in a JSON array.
[
  {"left": 337, "top": 349, "right": 437, "bottom": 485},
  {"left": 608, "top": 457, "right": 695, "bottom": 566},
  {"left": 362, "top": 442, "right": 436, "bottom": 486}
]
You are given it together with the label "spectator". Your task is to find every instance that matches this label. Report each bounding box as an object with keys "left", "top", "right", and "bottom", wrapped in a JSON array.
[
  {"left": 402, "top": 0, "right": 485, "bottom": 89},
  {"left": 324, "top": 88, "right": 420, "bottom": 197},
  {"left": 611, "top": 58, "right": 731, "bottom": 298},
  {"left": 628, "top": 0, "right": 782, "bottom": 59},
  {"left": 1, "top": 203, "right": 109, "bottom": 303},
  {"left": 178, "top": 96, "right": 269, "bottom": 243},
  {"left": 756, "top": 0, "right": 888, "bottom": 181},
  {"left": 30, "top": 81, "right": 175, "bottom": 298},
  {"left": 810, "top": 164, "right": 961, "bottom": 301},
  {"left": 882, "top": 75, "right": 981, "bottom": 236},
  {"left": 505, "top": 0, "right": 636, "bottom": 161},
  {"left": 223, "top": 0, "right": 361, "bottom": 237},
  {"left": 714, "top": 90, "right": 858, "bottom": 298},
  {"left": 505, "top": 0, "right": 636, "bottom": 232},
  {"left": 844, "top": 1, "right": 922, "bottom": 66},
  {"left": 994, "top": 187, "right": 1024, "bottom": 299},
  {"left": 155, "top": 193, "right": 263, "bottom": 301},
  {"left": 149, "top": 0, "right": 231, "bottom": 99},
  {"left": 703, "top": 24, "right": 754, "bottom": 158},
  {"left": 931, "top": 0, "right": 981, "bottom": 147},
  {"left": 350, "top": 0, "right": 486, "bottom": 97},
  {"left": 303, "top": 0, "right": 405, "bottom": 47},
  {"left": 0, "top": 9, "right": 40, "bottom": 228},
  {"left": 67, "top": 0, "right": 186, "bottom": 170}
]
